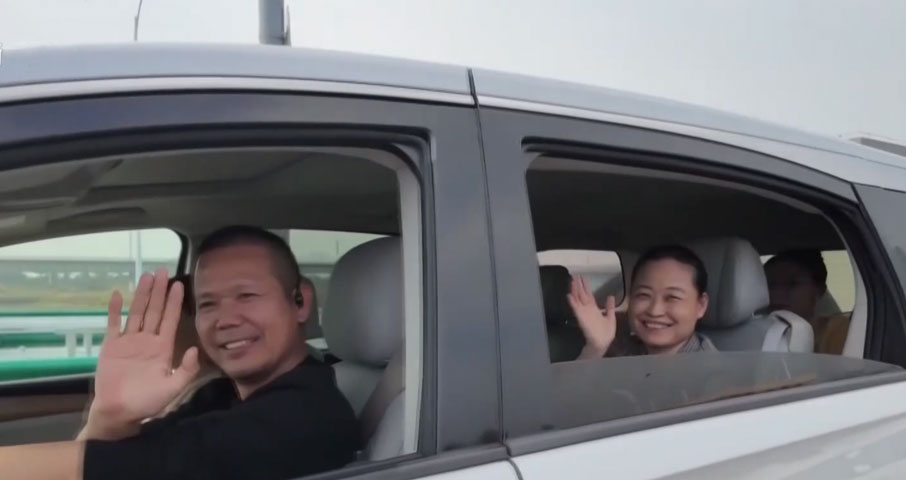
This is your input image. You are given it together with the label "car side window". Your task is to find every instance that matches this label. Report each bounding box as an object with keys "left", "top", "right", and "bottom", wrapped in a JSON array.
[
  {"left": 821, "top": 250, "right": 857, "bottom": 314},
  {"left": 0, "top": 229, "right": 181, "bottom": 383},
  {"left": 522, "top": 152, "right": 900, "bottom": 429},
  {"left": 538, "top": 249, "right": 624, "bottom": 305}
]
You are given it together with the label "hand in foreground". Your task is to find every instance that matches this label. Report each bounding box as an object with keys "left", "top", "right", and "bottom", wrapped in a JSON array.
[
  {"left": 80, "top": 269, "right": 199, "bottom": 440},
  {"left": 567, "top": 275, "right": 617, "bottom": 360}
]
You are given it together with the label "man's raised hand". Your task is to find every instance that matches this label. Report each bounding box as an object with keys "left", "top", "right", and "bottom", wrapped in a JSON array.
[{"left": 80, "top": 268, "right": 199, "bottom": 440}]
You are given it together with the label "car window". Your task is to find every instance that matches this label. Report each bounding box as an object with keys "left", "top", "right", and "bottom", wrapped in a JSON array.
[
  {"left": 538, "top": 249, "right": 624, "bottom": 304},
  {"left": 0, "top": 84, "right": 493, "bottom": 477},
  {"left": 822, "top": 250, "right": 856, "bottom": 313},
  {"left": 520, "top": 151, "right": 895, "bottom": 428},
  {"left": 0, "top": 229, "right": 181, "bottom": 382}
]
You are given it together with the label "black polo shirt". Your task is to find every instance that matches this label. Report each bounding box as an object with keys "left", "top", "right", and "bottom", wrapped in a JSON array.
[{"left": 83, "top": 356, "right": 358, "bottom": 480}]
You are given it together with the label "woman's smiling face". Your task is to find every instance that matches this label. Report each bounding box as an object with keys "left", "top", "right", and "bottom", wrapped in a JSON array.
[{"left": 629, "top": 258, "right": 709, "bottom": 354}]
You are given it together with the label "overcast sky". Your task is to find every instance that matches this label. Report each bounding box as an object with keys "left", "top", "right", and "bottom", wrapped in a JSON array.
[{"left": 1, "top": 0, "right": 904, "bottom": 142}]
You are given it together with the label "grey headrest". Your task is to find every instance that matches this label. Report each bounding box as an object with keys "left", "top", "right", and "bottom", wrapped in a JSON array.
[
  {"left": 540, "top": 265, "right": 577, "bottom": 327},
  {"left": 686, "top": 237, "right": 769, "bottom": 329},
  {"left": 323, "top": 237, "right": 403, "bottom": 367}
]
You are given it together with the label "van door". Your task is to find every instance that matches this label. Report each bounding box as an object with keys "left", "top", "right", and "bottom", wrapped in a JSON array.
[{"left": 475, "top": 73, "right": 906, "bottom": 478}]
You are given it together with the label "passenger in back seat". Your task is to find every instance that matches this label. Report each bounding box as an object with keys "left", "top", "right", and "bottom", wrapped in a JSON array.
[
  {"left": 764, "top": 250, "right": 849, "bottom": 354},
  {"left": 570, "top": 245, "right": 717, "bottom": 359}
]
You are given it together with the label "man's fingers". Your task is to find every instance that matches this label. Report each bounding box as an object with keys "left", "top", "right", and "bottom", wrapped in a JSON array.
[
  {"left": 106, "top": 291, "right": 123, "bottom": 336},
  {"left": 141, "top": 268, "right": 170, "bottom": 333},
  {"left": 159, "top": 281, "right": 185, "bottom": 341},
  {"left": 124, "top": 273, "right": 154, "bottom": 333}
]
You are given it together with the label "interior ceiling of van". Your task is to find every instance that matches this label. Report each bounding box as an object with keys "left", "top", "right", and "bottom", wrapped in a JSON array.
[
  {"left": 527, "top": 169, "right": 842, "bottom": 254},
  {"left": 0, "top": 148, "right": 842, "bottom": 254},
  {"left": 0, "top": 149, "right": 401, "bottom": 246}
]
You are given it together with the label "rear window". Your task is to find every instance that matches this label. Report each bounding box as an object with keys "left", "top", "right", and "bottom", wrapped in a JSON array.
[
  {"left": 538, "top": 249, "right": 624, "bottom": 304},
  {"left": 522, "top": 152, "right": 896, "bottom": 432}
]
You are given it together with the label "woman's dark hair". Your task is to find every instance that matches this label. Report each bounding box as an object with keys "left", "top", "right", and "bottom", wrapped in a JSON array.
[
  {"left": 631, "top": 245, "right": 708, "bottom": 295},
  {"left": 764, "top": 249, "right": 828, "bottom": 291}
]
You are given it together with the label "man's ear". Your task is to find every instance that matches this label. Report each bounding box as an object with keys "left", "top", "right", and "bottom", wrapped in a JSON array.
[{"left": 295, "top": 282, "right": 314, "bottom": 325}]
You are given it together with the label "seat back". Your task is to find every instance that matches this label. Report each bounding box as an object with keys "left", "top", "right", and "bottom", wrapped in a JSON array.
[
  {"left": 686, "top": 237, "right": 813, "bottom": 352},
  {"left": 322, "top": 237, "right": 404, "bottom": 459},
  {"left": 539, "top": 265, "right": 585, "bottom": 362}
]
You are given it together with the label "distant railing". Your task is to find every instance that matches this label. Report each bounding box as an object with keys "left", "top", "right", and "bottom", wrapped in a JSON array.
[
  {"left": 0, "top": 311, "right": 110, "bottom": 356},
  {"left": 0, "top": 357, "right": 98, "bottom": 382},
  {"left": 0, "top": 311, "right": 107, "bottom": 382}
]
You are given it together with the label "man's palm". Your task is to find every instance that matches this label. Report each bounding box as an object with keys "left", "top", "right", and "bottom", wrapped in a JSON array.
[{"left": 93, "top": 271, "right": 199, "bottom": 423}]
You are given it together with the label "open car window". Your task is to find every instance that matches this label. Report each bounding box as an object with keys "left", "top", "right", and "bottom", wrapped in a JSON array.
[
  {"left": 538, "top": 249, "right": 624, "bottom": 305},
  {"left": 520, "top": 150, "right": 900, "bottom": 430},
  {"left": 0, "top": 229, "right": 181, "bottom": 383}
]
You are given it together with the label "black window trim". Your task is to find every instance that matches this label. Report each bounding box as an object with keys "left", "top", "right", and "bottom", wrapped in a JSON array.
[
  {"left": 0, "top": 91, "right": 502, "bottom": 477},
  {"left": 478, "top": 106, "right": 906, "bottom": 453},
  {"left": 304, "top": 445, "right": 510, "bottom": 480}
]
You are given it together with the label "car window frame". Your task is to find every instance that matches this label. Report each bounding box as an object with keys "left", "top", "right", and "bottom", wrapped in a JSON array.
[
  {"left": 0, "top": 88, "right": 501, "bottom": 479},
  {"left": 478, "top": 105, "right": 906, "bottom": 454}
]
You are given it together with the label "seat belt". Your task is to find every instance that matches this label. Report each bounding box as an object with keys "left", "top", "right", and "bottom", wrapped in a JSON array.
[
  {"left": 762, "top": 318, "right": 790, "bottom": 352},
  {"left": 359, "top": 349, "right": 404, "bottom": 446}
]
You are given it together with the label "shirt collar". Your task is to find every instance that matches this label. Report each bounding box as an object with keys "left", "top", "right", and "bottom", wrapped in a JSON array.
[{"left": 243, "top": 355, "right": 334, "bottom": 401}]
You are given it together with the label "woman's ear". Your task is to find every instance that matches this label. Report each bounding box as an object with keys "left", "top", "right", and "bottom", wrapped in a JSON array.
[{"left": 696, "top": 292, "right": 710, "bottom": 321}]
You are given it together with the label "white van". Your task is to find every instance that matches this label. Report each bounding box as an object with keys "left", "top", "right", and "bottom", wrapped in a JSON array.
[{"left": 1, "top": 44, "right": 906, "bottom": 479}]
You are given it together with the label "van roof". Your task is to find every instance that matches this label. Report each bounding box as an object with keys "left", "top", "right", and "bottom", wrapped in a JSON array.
[{"left": 2, "top": 43, "right": 904, "bottom": 187}]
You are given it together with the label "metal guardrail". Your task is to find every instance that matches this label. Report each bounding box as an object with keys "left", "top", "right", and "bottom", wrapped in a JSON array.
[
  {"left": 0, "top": 314, "right": 109, "bottom": 357},
  {"left": 0, "top": 309, "right": 329, "bottom": 382},
  {"left": 0, "top": 312, "right": 109, "bottom": 381},
  {"left": 0, "top": 357, "right": 98, "bottom": 382}
]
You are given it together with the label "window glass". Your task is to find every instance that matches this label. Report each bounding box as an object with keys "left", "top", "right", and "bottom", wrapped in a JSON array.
[
  {"left": 538, "top": 249, "right": 624, "bottom": 304},
  {"left": 0, "top": 229, "right": 181, "bottom": 382},
  {"left": 823, "top": 250, "right": 856, "bottom": 313},
  {"left": 523, "top": 155, "right": 894, "bottom": 430}
]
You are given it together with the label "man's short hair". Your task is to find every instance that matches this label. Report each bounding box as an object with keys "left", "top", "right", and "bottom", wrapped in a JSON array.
[
  {"left": 197, "top": 226, "right": 302, "bottom": 297},
  {"left": 765, "top": 248, "right": 828, "bottom": 292}
]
